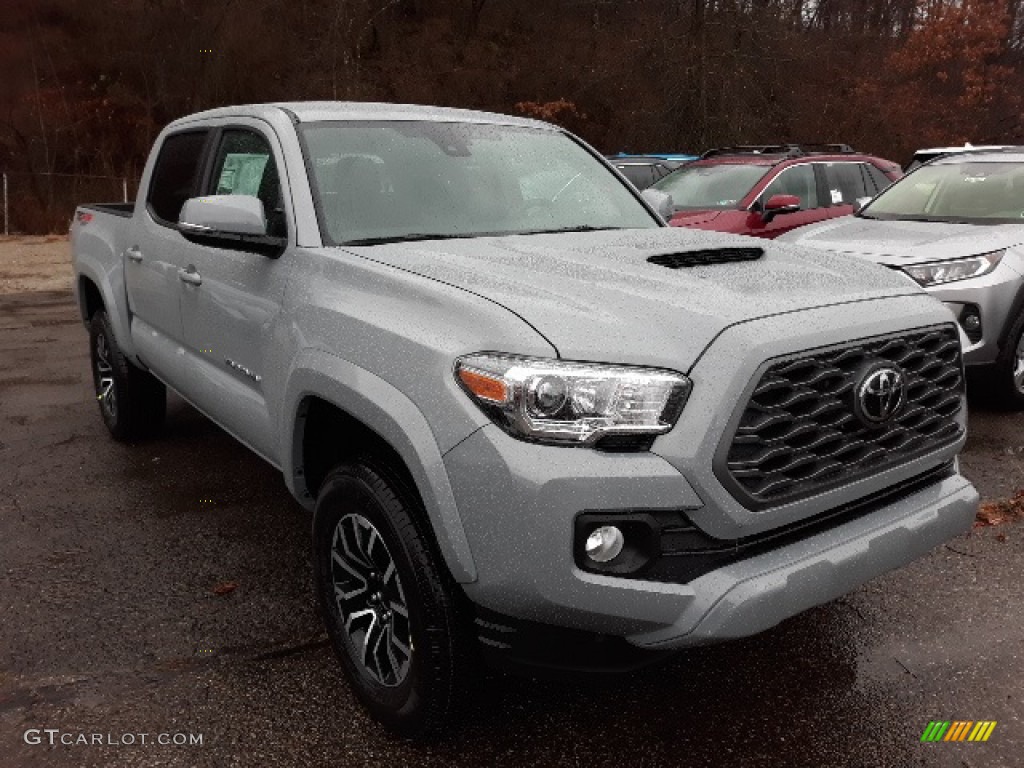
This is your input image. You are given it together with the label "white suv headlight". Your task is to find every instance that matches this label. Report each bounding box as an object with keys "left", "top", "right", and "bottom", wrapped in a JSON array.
[
  {"left": 902, "top": 250, "right": 1004, "bottom": 286},
  {"left": 454, "top": 354, "right": 691, "bottom": 447}
]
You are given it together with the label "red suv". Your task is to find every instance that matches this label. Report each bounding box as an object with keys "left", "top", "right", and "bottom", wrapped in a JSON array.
[{"left": 651, "top": 144, "right": 902, "bottom": 238}]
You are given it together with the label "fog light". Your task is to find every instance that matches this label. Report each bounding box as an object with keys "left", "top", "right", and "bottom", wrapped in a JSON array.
[
  {"left": 962, "top": 312, "right": 981, "bottom": 332},
  {"left": 585, "top": 525, "right": 624, "bottom": 563}
]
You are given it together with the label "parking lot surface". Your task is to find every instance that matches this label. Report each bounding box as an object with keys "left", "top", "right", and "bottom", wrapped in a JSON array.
[{"left": 1, "top": 239, "right": 1022, "bottom": 767}]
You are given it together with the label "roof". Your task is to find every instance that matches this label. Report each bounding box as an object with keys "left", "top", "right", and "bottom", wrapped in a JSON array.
[
  {"left": 170, "top": 101, "right": 554, "bottom": 130},
  {"left": 913, "top": 144, "right": 1013, "bottom": 155},
  {"left": 931, "top": 147, "right": 1024, "bottom": 164},
  {"left": 688, "top": 155, "right": 784, "bottom": 167},
  {"left": 691, "top": 152, "right": 892, "bottom": 169},
  {"left": 700, "top": 143, "right": 855, "bottom": 159}
]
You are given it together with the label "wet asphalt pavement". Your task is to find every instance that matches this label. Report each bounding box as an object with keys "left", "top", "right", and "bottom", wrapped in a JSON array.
[{"left": 1, "top": 291, "right": 1022, "bottom": 768}]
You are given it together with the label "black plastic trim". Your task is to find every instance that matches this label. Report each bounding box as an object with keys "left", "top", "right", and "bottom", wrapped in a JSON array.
[
  {"left": 574, "top": 460, "right": 955, "bottom": 585},
  {"left": 648, "top": 247, "right": 763, "bottom": 269},
  {"left": 996, "top": 281, "right": 1024, "bottom": 352},
  {"left": 957, "top": 303, "right": 984, "bottom": 344},
  {"left": 473, "top": 607, "right": 671, "bottom": 676}
]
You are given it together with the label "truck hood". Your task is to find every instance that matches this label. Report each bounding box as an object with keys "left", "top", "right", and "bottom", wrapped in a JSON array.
[
  {"left": 779, "top": 215, "right": 1024, "bottom": 265},
  {"left": 345, "top": 228, "right": 921, "bottom": 371}
]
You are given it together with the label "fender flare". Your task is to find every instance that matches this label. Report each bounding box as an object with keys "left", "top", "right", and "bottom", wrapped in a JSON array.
[
  {"left": 75, "top": 250, "right": 138, "bottom": 363},
  {"left": 281, "top": 348, "right": 478, "bottom": 583}
]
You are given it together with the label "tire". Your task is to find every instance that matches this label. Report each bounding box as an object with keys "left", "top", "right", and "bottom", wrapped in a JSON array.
[
  {"left": 994, "top": 309, "right": 1024, "bottom": 410},
  {"left": 312, "top": 461, "right": 477, "bottom": 739},
  {"left": 88, "top": 309, "right": 166, "bottom": 440}
]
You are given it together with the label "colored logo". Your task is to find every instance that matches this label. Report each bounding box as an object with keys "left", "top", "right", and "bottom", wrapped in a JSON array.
[{"left": 920, "top": 721, "right": 997, "bottom": 742}]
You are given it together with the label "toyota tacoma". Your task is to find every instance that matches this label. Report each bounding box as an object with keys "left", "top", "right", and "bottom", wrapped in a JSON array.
[{"left": 71, "top": 102, "right": 979, "bottom": 738}]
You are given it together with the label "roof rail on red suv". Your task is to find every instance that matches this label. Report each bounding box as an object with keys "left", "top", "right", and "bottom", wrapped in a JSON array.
[{"left": 700, "top": 144, "right": 856, "bottom": 159}]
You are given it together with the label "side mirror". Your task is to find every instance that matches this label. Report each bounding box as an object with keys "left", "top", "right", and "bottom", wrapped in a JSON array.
[
  {"left": 640, "top": 188, "right": 674, "bottom": 222},
  {"left": 179, "top": 195, "right": 267, "bottom": 235},
  {"left": 762, "top": 194, "right": 801, "bottom": 222},
  {"left": 853, "top": 196, "right": 872, "bottom": 213},
  {"left": 178, "top": 195, "right": 284, "bottom": 256}
]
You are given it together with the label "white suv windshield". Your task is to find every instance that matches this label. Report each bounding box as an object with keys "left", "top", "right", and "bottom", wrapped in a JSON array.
[
  {"left": 651, "top": 163, "right": 770, "bottom": 210},
  {"left": 300, "top": 121, "right": 659, "bottom": 245},
  {"left": 863, "top": 161, "right": 1024, "bottom": 224}
]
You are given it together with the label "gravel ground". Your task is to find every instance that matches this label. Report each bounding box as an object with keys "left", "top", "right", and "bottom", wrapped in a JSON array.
[
  {"left": 0, "top": 238, "right": 1021, "bottom": 767},
  {"left": 0, "top": 236, "right": 74, "bottom": 294}
]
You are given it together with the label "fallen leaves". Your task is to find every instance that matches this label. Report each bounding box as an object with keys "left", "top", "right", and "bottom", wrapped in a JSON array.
[
  {"left": 211, "top": 581, "right": 239, "bottom": 596},
  {"left": 975, "top": 490, "right": 1024, "bottom": 528}
]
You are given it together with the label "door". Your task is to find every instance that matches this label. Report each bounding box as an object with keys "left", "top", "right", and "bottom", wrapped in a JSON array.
[
  {"left": 177, "top": 124, "right": 292, "bottom": 462},
  {"left": 746, "top": 163, "right": 824, "bottom": 238},
  {"left": 125, "top": 129, "right": 210, "bottom": 379}
]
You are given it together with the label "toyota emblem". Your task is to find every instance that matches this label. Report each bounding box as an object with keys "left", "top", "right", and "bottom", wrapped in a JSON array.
[{"left": 856, "top": 365, "right": 906, "bottom": 425}]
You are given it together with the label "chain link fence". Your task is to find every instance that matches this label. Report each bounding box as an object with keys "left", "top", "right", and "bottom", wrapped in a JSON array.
[{"left": 1, "top": 172, "right": 139, "bottom": 236}]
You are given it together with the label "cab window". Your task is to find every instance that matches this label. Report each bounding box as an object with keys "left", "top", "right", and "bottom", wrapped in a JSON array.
[
  {"left": 147, "top": 130, "right": 209, "bottom": 225},
  {"left": 208, "top": 129, "right": 286, "bottom": 237}
]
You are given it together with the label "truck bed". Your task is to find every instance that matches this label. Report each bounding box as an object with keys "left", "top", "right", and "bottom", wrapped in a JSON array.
[{"left": 80, "top": 202, "right": 134, "bottom": 218}]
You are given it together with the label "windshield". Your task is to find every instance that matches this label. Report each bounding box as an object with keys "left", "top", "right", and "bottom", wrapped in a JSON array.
[
  {"left": 650, "top": 163, "right": 770, "bottom": 210},
  {"left": 863, "top": 161, "right": 1024, "bottom": 224},
  {"left": 299, "top": 121, "right": 659, "bottom": 245}
]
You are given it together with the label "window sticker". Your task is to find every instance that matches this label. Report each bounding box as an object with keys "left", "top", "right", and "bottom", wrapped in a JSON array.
[
  {"left": 217, "top": 153, "right": 269, "bottom": 195},
  {"left": 830, "top": 188, "right": 843, "bottom": 204}
]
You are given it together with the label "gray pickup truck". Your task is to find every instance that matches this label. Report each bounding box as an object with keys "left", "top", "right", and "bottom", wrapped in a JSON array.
[{"left": 71, "top": 102, "right": 978, "bottom": 738}]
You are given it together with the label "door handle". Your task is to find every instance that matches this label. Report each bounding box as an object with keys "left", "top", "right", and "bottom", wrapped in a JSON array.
[
  {"left": 125, "top": 246, "right": 143, "bottom": 263},
  {"left": 178, "top": 266, "right": 202, "bottom": 286}
]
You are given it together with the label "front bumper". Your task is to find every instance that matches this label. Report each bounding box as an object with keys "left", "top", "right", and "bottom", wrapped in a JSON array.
[
  {"left": 445, "top": 295, "right": 978, "bottom": 649},
  {"left": 630, "top": 471, "right": 977, "bottom": 648},
  {"left": 446, "top": 423, "right": 977, "bottom": 649}
]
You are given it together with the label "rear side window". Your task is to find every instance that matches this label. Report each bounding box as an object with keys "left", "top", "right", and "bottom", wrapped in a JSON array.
[
  {"left": 651, "top": 164, "right": 673, "bottom": 183},
  {"left": 616, "top": 164, "right": 656, "bottom": 188},
  {"left": 863, "top": 164, "right": 892, "bottom": 194},
  {"left": 821, "top": 163, "right": 869, "bottom": 205},
  {"left": 147, "top": 131, "right": 209, "bottom": 224},
  {"left": 208, "top": 129, "right": 286, "bottom": 237}
]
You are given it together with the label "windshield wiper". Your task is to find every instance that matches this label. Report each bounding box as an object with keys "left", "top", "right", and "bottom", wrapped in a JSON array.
[
  {"left": 896, "top": 216, "right": 975, "bottom": 224},
  {"left": 341, "top": 232, "right": 496, "bottom": 246},
  {"left": 342, "top": 225, "right": 627, "bottom": 246}
]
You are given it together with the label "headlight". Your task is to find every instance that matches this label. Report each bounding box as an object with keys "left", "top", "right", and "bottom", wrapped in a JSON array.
[
  {"left": 901, "top": 250, "right": 1004, "bottom": 287},
  {"left": 454, "top": 353, "right": 691, "bottom": 447}
]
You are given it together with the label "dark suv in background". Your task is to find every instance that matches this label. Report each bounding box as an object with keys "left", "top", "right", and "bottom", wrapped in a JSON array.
[{"left": 651, "top": 144, "right": 902, "bottom": 238}]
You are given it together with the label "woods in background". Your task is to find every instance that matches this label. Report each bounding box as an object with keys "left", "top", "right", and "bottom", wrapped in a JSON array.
[{"left": 2, "top": 0, "right": 1023, "bottom": 232}]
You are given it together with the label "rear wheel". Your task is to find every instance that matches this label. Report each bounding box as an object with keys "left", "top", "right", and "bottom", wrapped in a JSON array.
[
  {"left": 88, "top": 310, "right": 166, "bottom": 440},
  {"left": 312, "top": 461, "right": 477, "bottom": 739},
  {"left": 994, "top": 309, "right": 1024, "bottom": 409}
]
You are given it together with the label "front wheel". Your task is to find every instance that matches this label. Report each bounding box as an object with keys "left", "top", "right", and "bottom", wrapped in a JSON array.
[
  {"left": 88, "top": 310, "right": 166, "bottom": 440},
  {"left": 312, "top": 461, "right": 477, "bottom": 739},
  {"left": 994, "top": 309, "right": 1024, "bottom": 409}
]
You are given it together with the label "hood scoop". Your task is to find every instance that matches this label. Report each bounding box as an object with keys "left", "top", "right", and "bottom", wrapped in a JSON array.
[{"left": 648, "top": 247, "right": 764, "bottom": 269}]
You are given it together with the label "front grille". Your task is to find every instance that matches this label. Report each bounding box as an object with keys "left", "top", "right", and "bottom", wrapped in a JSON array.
[
  {"left": 648, "top": 247, "right": 762, "bottom": 269},
  {"left": 719, "top": 325, "right": 964, "bottom": 509}
]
